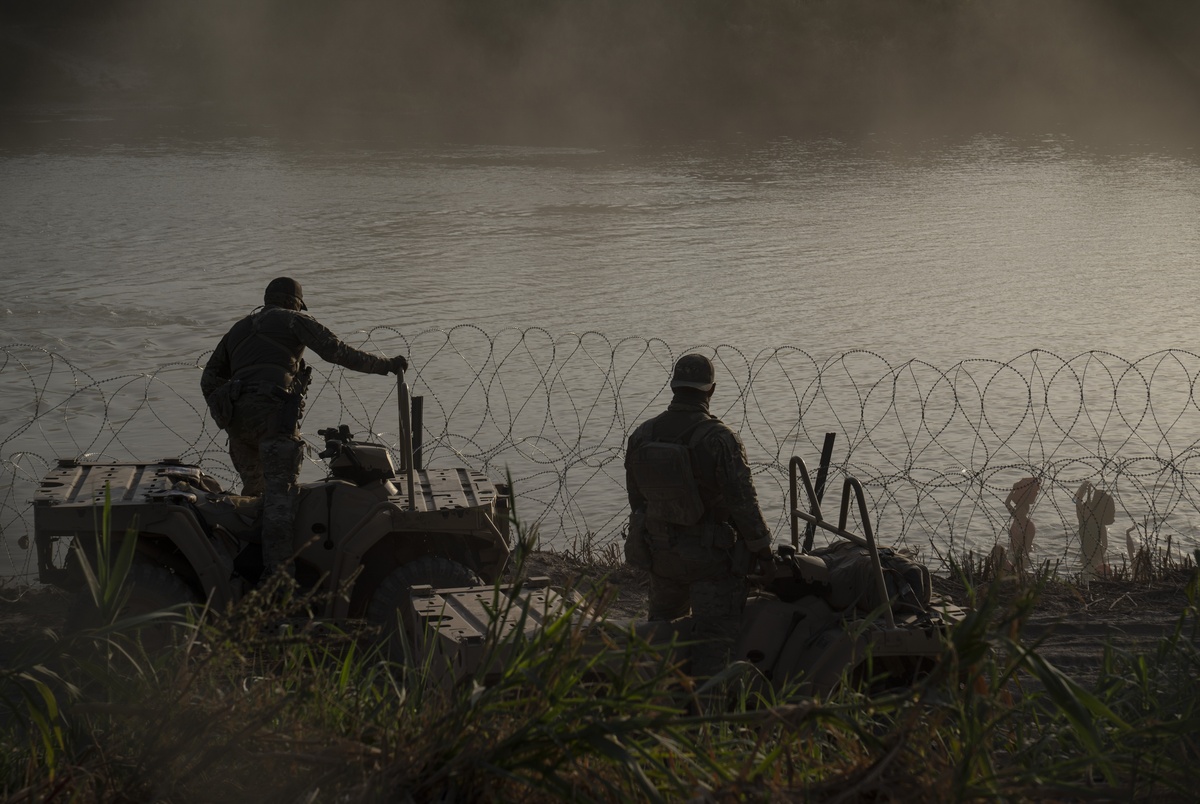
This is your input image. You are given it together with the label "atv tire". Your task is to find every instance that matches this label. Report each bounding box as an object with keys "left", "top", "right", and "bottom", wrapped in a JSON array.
[
  {"left": 366, "top": 556, "right": 481, "bottom": 661},
  {"left": 67, "top": 562, "right": 201, "bottom": 648}
]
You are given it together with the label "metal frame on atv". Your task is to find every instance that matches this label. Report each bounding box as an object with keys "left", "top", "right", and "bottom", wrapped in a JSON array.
[{"left": 725, "top": 456, "right": 963, "bottom": 696}]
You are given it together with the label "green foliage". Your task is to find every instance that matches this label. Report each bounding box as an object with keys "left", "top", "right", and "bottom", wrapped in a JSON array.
[
  {"left": 4, "top": 499, "right": 1200, "bottom": 799},
  {"left": 77, "top": 485, "right": 139, "bottom": 625}
]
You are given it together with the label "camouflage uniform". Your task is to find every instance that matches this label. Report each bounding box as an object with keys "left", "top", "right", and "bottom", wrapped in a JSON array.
[
  {"left": 625, "top": 393, "right": 773, "bottom": 677},
  {"left": 201, "top": 300, "right": 393, "bottom": 575}
]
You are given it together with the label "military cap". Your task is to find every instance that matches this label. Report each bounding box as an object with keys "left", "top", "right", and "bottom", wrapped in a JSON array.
[
  {"left": 671, "top": 354, "right": 716, "bottom": 391},
  {"left": 264, "top": 277, "right": 307, "bottom": 311}
]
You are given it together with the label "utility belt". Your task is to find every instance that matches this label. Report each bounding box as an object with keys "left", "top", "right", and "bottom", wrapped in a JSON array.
[
  {"left": 228, "top": 363, "right": 312, "bottom": 402},
  {"left": 226, "top": 378, "right": 260, "bottom": 402},
  {"left": 626, "top": 511, "right": 761, "bottom": 576},
  {"left": 649, "top": 519, "right": 750, "bottom": 577},
  {"left": 227, "top": 364, "right": 312, "bottom": 435},
  {"left": 640, "top": 517, "right": 761, "bottom": 578},
  {"left": 644, "top": 517, "right": 735, "bottom": 552}
]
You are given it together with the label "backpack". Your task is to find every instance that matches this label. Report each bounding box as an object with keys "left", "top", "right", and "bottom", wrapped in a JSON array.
[
  {"left": 811, "top": 541, "right": 932, "bottom": 613},
  {"left": 627, "top": 416, "right": 714, "bottom": 526}
]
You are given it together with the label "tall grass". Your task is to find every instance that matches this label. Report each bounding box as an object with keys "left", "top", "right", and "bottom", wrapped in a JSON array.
[{"left": 4, "top": 505, "right": 1200, "bottom": 800}]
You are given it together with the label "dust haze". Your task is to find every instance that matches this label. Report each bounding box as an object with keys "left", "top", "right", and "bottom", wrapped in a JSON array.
[{"left": 2, "top": 0, "right": 1198, "bottom": 144}]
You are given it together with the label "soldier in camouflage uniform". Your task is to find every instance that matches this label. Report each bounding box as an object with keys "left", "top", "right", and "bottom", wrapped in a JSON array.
[
  {"left": 201, "top": 277, "right": 408, "bottom": 580},
  {"left": 624, "top": 354, "right": 774, "bottom": 677}
]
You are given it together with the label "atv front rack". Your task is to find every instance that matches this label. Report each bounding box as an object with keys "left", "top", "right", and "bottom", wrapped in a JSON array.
[
  {"left": 406, "top": 576, "right": 575, "bottom": 686},
  {"left": 788, "top": 456, "right": 896, "bottom": 629}
]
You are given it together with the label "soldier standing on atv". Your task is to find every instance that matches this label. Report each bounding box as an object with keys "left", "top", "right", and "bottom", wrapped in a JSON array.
[
  {"left": 624, "top": 353, "right": 774, "bottom": 677},
  {"left": 200, "top": 277, "right": 408, "bottom": 580}
]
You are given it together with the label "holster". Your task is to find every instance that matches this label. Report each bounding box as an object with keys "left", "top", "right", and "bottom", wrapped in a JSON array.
[
  {"left": 292, "top": 362, "right": 313, "bottom": 398},
  {"left": 268, "top": 364, "right": 312, "bottom": 436},
  {"left": 269, "top": 387, "right": 303, "bottom": 436}
]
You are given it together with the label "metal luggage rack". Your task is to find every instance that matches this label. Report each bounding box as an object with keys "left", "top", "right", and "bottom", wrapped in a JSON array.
[{"left": 788, "top": 454, "right": 896, "bottom": 629}]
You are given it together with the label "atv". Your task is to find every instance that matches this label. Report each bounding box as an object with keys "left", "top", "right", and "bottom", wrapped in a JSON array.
[
  {"left": 730, "top": 454, "right": 963, "bottom": 695},
  {"left": 32, "top": 374, "right": 547, "bottom": 653}
]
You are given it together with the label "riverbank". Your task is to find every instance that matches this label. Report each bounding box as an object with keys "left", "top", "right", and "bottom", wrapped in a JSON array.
[
  {"left": 523, "top": 549, "right": 1198, "bottom": 688},
  {"left": 6, "top": 549, "right": 1191, "bottom": 691},
  {"left": 3, "top": 550, "right": 1198, "bottom": 800}
]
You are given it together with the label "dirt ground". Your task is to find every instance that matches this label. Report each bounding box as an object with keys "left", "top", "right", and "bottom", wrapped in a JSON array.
[
  {"left": 966, "top": 573, "right": 1197, "bottom": 686},
  {"left": 3, "top": 553, "right": 1195, "bottom": 689}
]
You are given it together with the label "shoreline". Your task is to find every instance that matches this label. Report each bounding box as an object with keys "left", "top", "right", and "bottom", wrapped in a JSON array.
[{"left": 6, "top": 549, "right": 1194, "bottom": 691}]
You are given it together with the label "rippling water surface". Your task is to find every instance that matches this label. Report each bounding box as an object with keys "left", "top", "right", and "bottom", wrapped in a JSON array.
[
  {"left": 4, "top": 132, "right": 1198, "bottom": 367},
  {"left": 3, "top": 121, "right": 1200, "bottom": 576}
]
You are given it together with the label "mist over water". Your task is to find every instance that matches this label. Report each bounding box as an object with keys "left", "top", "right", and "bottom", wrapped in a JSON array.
[{"left": 4, "top": 0, "right": 1200, "bottom": 145}]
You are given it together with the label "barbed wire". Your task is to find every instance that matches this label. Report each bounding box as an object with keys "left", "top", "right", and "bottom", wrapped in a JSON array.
[{"left": 4, "top": 328, "right": 1200, "bottom": 581}]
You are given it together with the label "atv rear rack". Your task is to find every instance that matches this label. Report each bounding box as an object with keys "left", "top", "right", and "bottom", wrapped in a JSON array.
[{"left": 788, "top": 456, "right": 896, "bottom": 629}]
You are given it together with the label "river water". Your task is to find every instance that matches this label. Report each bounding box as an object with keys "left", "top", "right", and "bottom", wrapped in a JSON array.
[
  {"left": 5, "top": 129, "right": 1199, "bottom": 365},
  {"left": 3, "top": 115, "right": 1200, "bottom": 579}
]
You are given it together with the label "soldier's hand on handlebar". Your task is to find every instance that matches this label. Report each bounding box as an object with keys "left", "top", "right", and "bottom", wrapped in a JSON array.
[{"left": 389, "top": 355, "right": 409, "bottom": 374}]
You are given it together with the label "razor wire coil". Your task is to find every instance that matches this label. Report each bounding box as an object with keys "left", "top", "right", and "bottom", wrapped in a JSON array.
[{"left": 4, "top": 327, "right": 1200, "bottom": 581}]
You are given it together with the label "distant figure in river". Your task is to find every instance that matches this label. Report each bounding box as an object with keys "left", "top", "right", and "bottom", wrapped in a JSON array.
[
  {"left": 1003, "top": 476, "right": 1041, "bottom": 575},
  {"left": 1073, "top": 480, "right": 1115, "bottom": 582}
]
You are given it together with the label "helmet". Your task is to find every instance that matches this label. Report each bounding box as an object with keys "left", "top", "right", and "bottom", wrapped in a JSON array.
[
  {"left": 670, "top": 354, "right": 715, "bottom": 392},
  {"left": 264, "top": 277, "right": 307, "bottom": 311}
]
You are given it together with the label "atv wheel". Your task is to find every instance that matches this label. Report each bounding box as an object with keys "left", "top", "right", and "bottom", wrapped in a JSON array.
[
  {"left": 67, "top": 562, "right": 201, "bottom": 648},
  {"left": 366, "top": 556, "right": 481, "bottom": 661}
]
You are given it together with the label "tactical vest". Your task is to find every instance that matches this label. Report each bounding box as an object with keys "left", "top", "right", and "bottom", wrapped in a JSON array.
[
  {"left": 226, "top": 308, "right": 305, "bottom": 390},
  {"left": 627, "top": 415, "right": 716, "bottom": 527}
]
